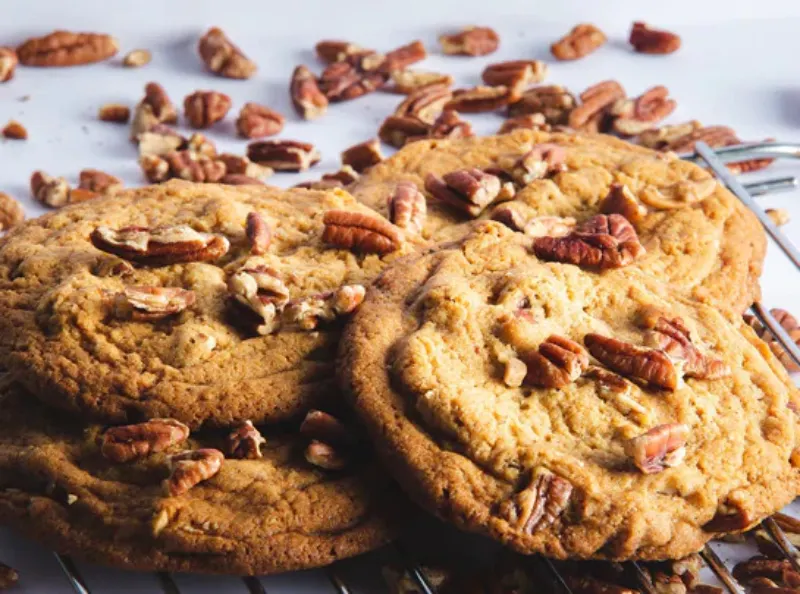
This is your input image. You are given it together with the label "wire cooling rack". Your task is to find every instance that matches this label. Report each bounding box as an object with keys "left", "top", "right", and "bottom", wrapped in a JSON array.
[{"left": 2, "top": 141, "right": 799, "bottom": 594}]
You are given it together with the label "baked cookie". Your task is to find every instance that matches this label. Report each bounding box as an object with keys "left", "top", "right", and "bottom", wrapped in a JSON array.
[
  {"left": 340, "top": 222, "right": 800, "bottom": 560},
  {"left": 348, "top": 129, "right": 765, "bottom": 312},
  {"left": 0, "top": 180, "right": 415, "bottom": 428},
  {"left": 0, "top": 378, "right": 406, "bottom": 575}
]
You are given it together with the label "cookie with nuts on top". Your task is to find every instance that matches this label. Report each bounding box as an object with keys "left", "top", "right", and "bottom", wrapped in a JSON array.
[
  {"left": 0, "top": 378, "right": 407, "bottom": 574},
  {"left": 348, "top": 129, "right": 765, "bottom": 313},
  {"left": 0, "top": 180, "right": 416, "bottom": 428},
  {"left": 339, "top": 222, "right": 800, "bottom": 561}
]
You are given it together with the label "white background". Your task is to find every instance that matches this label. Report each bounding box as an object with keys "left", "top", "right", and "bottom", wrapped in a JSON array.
[{"left": 1, "top": 1, "right": 799, "bottom": 591}]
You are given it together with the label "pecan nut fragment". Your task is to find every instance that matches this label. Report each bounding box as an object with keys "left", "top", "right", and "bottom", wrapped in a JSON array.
[
  {"left": 499, "top": 469, "right": 573, "bottom": 533},
  {"left": 439, "top": 26, "right": 499, "bottom": 56},
  {"left": 226, "top": 420, "right": 266, "bottom": 460},
  {"left": 247, "top": 139, "right": 320, "bottom": 172},
  {"left": 101, "top": 418, "right": 190, "bottom": 463},
  {"left": 137, "top": 126, "right": 185, "bottom": 158},
  {"left": 228, "top": 265, "right": 290, "bottom": 335},
  {"left": 218, "top": 153, "right": 273, "bottom": 180},
  {"left": 113, "top": 286, "right": 196, "bottom": 321},
  {"left": 0, "top": 192, "right": 24, "bottom": 231},
  {"left": 395, "top": 83, "right": 452, "bottom": 125},
  {"left": 390, "top": 70, "right": 453, "bottom": 94},
  {"left": 246, "top": 211, "right": 272, "bottom": 255},
  {"left": 79, "top": 169, "right": 122, "bottom": 193},
  {"left": 91, "top": 225, "right": 230, "bottom": 266},
  {"left": 315, "top": 40, "right": 364, "bottom": 64},
  {"left": 569, "top": 80, "right": 625, "bottom": 131},
  {"left": 98, "top": 103, "right": 131, "bottom": 124},
  {"left": 1, "top": 120, "right": 27, "bottom": 140},
  {"left": 122, "top": 49, "right": 151, "bottom": 68},
  {"left": 381, "top": 40, "right": 427, "bottom": 73},
  {"left": 322, "top": 166, "right": 360, "bottom": 186},
  {"left": 520, "top": 335, "right": 589, "bottom": 388},
  {"left": 198, "top": 27, "right": 256, "bottom": 79},
  {"left": 282, "top": 285, "right": 366, "bottom": 331},
  {"left": 498, "top": 113, "right": 549, "bottom": 134},
  {"left": 220, "top": 174, "right": 264, "bottom": 186},
  {"left": 300, "top": 410, "right": 352, "bottom": 445},
  {"left": 744, "top": 309, "right": 800, "bottom": 372},
  {"left": 236, "top": 102, "right": 284, "bottom": 139},
  {"left": 446, "top": 85, "right": 517, "bottom": 114},
  {"left": 551, "top": 24, "right": 607, "bottom": 61},
  {"left": 17, "top": 30, "right": 118, "bottom": 66},
  {"left": 305, "top": 440, "right": 347, "bottom": 470},
  {"left": 508, "top": 85, "right": 576, "bottom": 124},
  {"left": 139, "top": 154, "right": 170, "bottom": 183},
  {"left": 164, "top": 449, "right": 224, "bottom": 496},
  {"left": 599, "top": 183, "right": 647, "bottom": 224},
  {"left": 625, "top": 423, "right": 689, "bottom": 474},
  {"left": 143, "top": 82, "right": 178, "bottom": 124},
  {"left": 388, "top": 182, "right": 427, "bottom": 234},
  {"left": 585, "top": 334, "right": 678, "bottom": 390},
  {"left": 322, "top": 210, "right": 403, "bottom": 254},
  {"left": 703, "top": 500, "right": 753, "bottom": 533},
  {"left": 532, "top": 214, "right": 645, "bottom": 270},
  {"left": 637, "top": 121, "right": 703, "bottom": 151},
  {"left": 630, "top": 22, "right": 681, "bottom": 55},
  {"left": 341, "top": 138, "right": 383, "bottom": 173},
  {"left": 506, "top": 143, "right": 567, "bottom": 185},
  {"left": 732, "top": 558, "right": 799, "bottom": 586},
  {"left": 378, "top": 115, "right": 431, "bottom": 148},
  {"left": 163, "top": 151, "right": 226, "bottom": 183},
  {"left": 503, "top": 357, "right": 528, "bottom": 387},
  {"left": 319, "top": 59, "right": 388, "bottom": 102},
  {"left": 482, "top": 60, "right": 548, "bottom": 88},
  {"left": 523, "top": 216, "right": 576, "bottom": 239},
  {"left": 290, "top": 65, "right": 329, "bottom": 120},
  {"left": 611, "top": 86, "right": 676, "bottom": 136},
  {"left": 184, "top": 90, "right": 232, "bottom": 129},
  {"left": 426, "top": 109, "right": 474, "bottom": 141},
  {"left": 642, "top": 313, "right": 730, "bottom": 380},
  {"left": 30, "top": 171, "right": 71, "bottom": 208},
  {"left": 0, "top": 47, "right": 18, "bottom": 82},
  {"left": 425, "top": 169, "right": 511, "bottom": 217}
]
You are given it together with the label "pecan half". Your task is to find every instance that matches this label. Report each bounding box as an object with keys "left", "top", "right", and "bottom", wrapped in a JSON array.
[
  {"left": 378, "top": 114, "right": 431, "bottom": 148},
  {"left": 143, "top": 82, "right": 178, "bottom": 124},
  {"left": 610, "top": 86, "right": 676, "bottom": 136},
  {"left": 425, "top": 169, "right": 511, "bottom": 217},
  {"left": 568, "top": 80, "right": 625, "bottom": 131},
  {"left": 506, "top": 143, "right": 567, "bottom": 185},
  {"left": 1, "top": 120, "right": 27, "bottom": 140},
  {"left": 218, "top": 153, "right": 273, "bottom": 180},
  {"left": 637, "top": 121, "right": 703, "bottom": 151},
  {"left": 315, "top": 40, "right": 364, "bottom": 64},
  {"left": 198, "top": 27, "right": 256, "bottom": 79},
  {"left": 246, "top": 211, "right": 272, "bottom": 255},
  {"left": 446, "top": 85, "right": 517, "bottom": 113},
  {"left": 625, "top": 423, "right": 689, "bottom": 474},
  {"left": 101, "top": 418, "right": 190, "bottom": 462},
  {"left": 388, "top": 182, "right": 427, "bottom": 234},
  {"left": 499, "top": 469, "right": 573, "bottom": 533},
  {"left": 79, "top": 169, "right": 122, "bottom": 193},
  {"left": 0, "top": 561, "right": 18, "bottom": 590},
  {"left": 17, "top": 31, "right": 118, "bottom": 66},
  {"left": 226, "top": 420, "right": 266, "bottom": 460},
  {"left": 394, "top": 83, "right": 452, "bottom": 124},
  {"left": 439, "top": 26, "right": 499, "bottom": 56},
  {"left": 290, "top": 65, "right": 329, "bottom": 120},
  {"left": 491, "top": 206, "right": 527, "bottom": 232},
  {"left": 0, "top": 192, "right": 24, "bottom": 231},
  {"left": 585, "top": 334, "right": 678, "bottom": 390},
  {"left": 599, "top": 184, "right": 647, "bottom": 224},
  {"left": 184, "top": 90, "right": 232, "bottom": 129},
  {"left": 137, "top": 125, "right": 185, "bottom": 158},
  {"left": 503, "top": 357, "right": 528, "bottom": 387},
  {"left": 228, "top": 265, "right": 290, "bottom": 335},
  {"left": 319, "top": 59, "right": 388, "bottom": 102},
  {"left": 0, "top": 48, "right": 18, "bottom": 82},
  {"left": 305, "top": 440, "right": 347, "bottom": 470},
  {"left": 508, "top": 85, "right": 576, "bottom": 124},
  {"left": 425, "top": 109, "right": 474, "bottom": 141},
  {"left": 300, "top": 410, "right": 352, "bottom": 445},
  {"left": 551, "top": 24, "right": 607, "bottom": 61},
  {"left": 164, "top": 449, "right": 224, "bottom": 496},
  {"left": 390, "top": 70, "right": 453, "bottom": 94},
  {"left": 642, "top": 314, "right": 730, "bottom": 380},
  {"left": 322, "top": 210, "right": 402, "bottom": 254},
  {"left": 282, "top": 285, "right": 366, "bottom": 331},
  {"left": 733, "top": 558, "right": 800, "bottom": 587},
  {"left": 91, "top": 225, "right": 230, "bottom": 266},
  {"left": 247, "top": 139, "right": 320, "bottom": 172},
  {"left": 220, "top": 174, "right": 264, "bottom": 186},
  {"left": 630, "top": 22, "right": 681, "bottom": 55},
  {"left": 341, "top": 138, "right": 383, "bottom": 173},
  {"left": 523, "top": 215, "right": 576, "bottom": 238},
  {"left": 498, "top": 113, "right": 549, "bottom": 134},
  {"left": 744, "top": 309, "right": 800, "bottom": 372},
  {"left": 139, "top": 154, "right": 170, "bottom": 183},
  {"left": 703, "top": 500, "right": 753, "bottom": 532},
  {"left": 98, "top": 103, "right": 131, "bottom": 124},
  {"left": 164, "top": 151, "right": 226, "bottom": 183},
  {"left": 381, "top": 40, "right": 427, "bottom": 73},
  {"left": 113, "top": 286, "right": 196, "bottom": 321},
  {"left": 236, "top": 102, "right": 284, "bottom": 139},
  {"left": 482, "top": 60, "right": 548, "bottom": 88},
  {"left": 122, "top": 49, "right": 151, "bottom": 68},
  {"left": 322, "top": 165, "right": 360, "bottom": 186},
  {"left": 30, "top": 171, "right": 71, "bottom": 208},
  {"left": 520, "top": 335, "right": 589, "bottom": 388}
]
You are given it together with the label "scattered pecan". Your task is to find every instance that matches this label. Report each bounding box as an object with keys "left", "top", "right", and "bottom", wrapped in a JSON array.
[
  {"left": 439, "top": 26, "right": 499, "bottom": 56},
  {"left": 584, "top": 334, "right": 678, "bottom": 390},
  {"left": 198, "top": 27, "right": 256, "bottom": 79},
  {"left": 228, "top": 265, "right": 290, "bottom": 335},
  {"left": 0, "top": 192, "right": 24, "bottom": 231},
  {"left": 491, "top": 206, "right": 527, "bottom": 232},
  {"left": 305, "top": 440, "right": 347, "bottom": 470},
  {"left": 220, "top": 174, "right": 264, "bottom": 186},
  {"left": 733, "top": 558, "right": 800, "bottom": 587},
  {"left": 282, "top": 285, "right": 366, "bottom": 331},
  {"left": 381, "top": 40, "right": 427, "bottom": 73},
  {"left": 122, "top": 48, "right": 151, "bottom": 67},
  {"left": 388, "top": 182, "right": 427, "bottom": 234},
  {"left": 164, "top": 449, "right": 224, "bottom": 496},
  {"left": 625, "top": 423, "right": 689, "bottom": 474},
  {"left": 79, "top": 168, "right": 122, "bottom": 193},
  {"left": 498, "top": 113, "right": 549, "bottom": 134},
  {"left": 247, "top": 139, "right": 320, "bottom": 172},
  {"left": 390, "top": 69, "right": 453, "bottom": 94},
  {"left": 520, "top": 335, "right": 589, "bottom": 388},
  {"left": 426, "top": 109, "right": 474, "bottom": 141},
  {"left": 246, "top": 211, "right": 271, "bottom": 255},
  {"left": 638, "top": 178, "right": 717, "bottom": 210},
  {"left": 0, "top": 48, "right": 17, "bottom": 82},
  {"left": 642, "top": 314, "right": 730, "bottom": 380},
  {"left": 1, "top": 120, "right": 27, "bottom": 140},
  {"left": 551, "top": 24, "right": 607, "bottom": 61},
  {"left": 323, "top": 210, "right": 402, "bottom": 254},
  {"left": 0, "top": 561, "right": 18, "bottom": 590},
  {"left": 164, "top": 151, "right": 226, "bottom": 183},
  {"left": 142, "top": 82, "right": 178, "bottom": 123},
  {"left": 113, "top": 286, "right": 196, "bottom": 321},
  {"left": 139, "top": 154, "right": 170, "bottom": 183},
  {"left": 226, "top": 420, "right": 266, "bottom": 459},
  {"left": 301, "top": 410, "right": 352, "bottom": 446},
  {"left": 505, "top": 143, "right": 567, "bottom": 185},
  {"left": 378, "top": 114, "right": 430, "bottom": 148},
  {"left": 766, "top": 208, "right": 790, "bottom": 227},
  {"left": 395, "top": 83, "right": 452, "bottom": 124},
  {"left": 703, "top": 500, "right": 753, "bottom": 532},
  {"left": 508, "top": 85, "right": 576, "bottom": 124},
  {"left": 184, "top": 90, "right": 232, "bottom": 129},
  {"left": 499, "top": 469, "right": 573, "bottom": 533},
  {"left": 290, "top": 65, "right": 329, "bottom": 120},
  {"left": 319, "top": 59, "right": 387, "bottom": 102},
  {"left": 482, "top": 60, "right": 548, "bottom": 89},
  {"left": 446, "top": 85, "right": 517, "bottom": 113},
  {"left": 30, "top": 170, "right": 70, "bottom": 207},
  {"left": 236, "top": 102, "right": 284, "bottom": 139},
  {"left": 599, "top": 183, "right": 647, "bottom": 224},
  {"left": 744, "top": 309, "right": 800, "bottom": 372},
  {"left": 660, "top": 125, "right": 738, "bottom": 153},
  {"left": 637, "top": 121, "right": 703, "bottom": 150},
  {"left": 17, "top": 30, "right": 118, "bottom": 66},
  {"left": 185, "top": 132, "right": 216, "bottom": 157},
  {"left": 425, "top": 168, "right": 512, "bottom": 217},
  {"left": 322, "top": 165, "right": 360, "bottom": 186},
  {"left": 91, "top": 225, "right": 230, "bottom": 266},
  {"left": 569, "top": 80, "right": 625, "bottom": 131},
  {"left": 341, "top": 138, "right": 383, "bottom": 173},
  {"left": 68, "top": 188, "right": 99, "bottom": 204},
  {"left": 98, "top": 103, "right": 131, "bottom": 123},
  {"left": 503, "top": 357, "right": 528, "bottom": 387},
  {"left": 315, "top": 40, "right": 364, "bottom": 64},
  {"left": 101, "top": 418, "right": 190, "bottom": 462},
  {"left": 218, "top": 153, "right": 273, "bottom": 180},
  {"left": 630, "top": 22, "right": 681, "bottom": 55},
  {"left": 610, "top": 86, "right": 676, "bottom": 136}
]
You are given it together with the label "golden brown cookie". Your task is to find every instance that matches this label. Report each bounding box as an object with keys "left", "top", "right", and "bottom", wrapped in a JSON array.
[
  {"left": 348, "top": 129, "right": 765, "bottom": 313},
  {"left": 340, "top": 222, "right": 800, "bottom": 560},
  {"left": 0, "top": 180, "right": 415, "bottom": 428}
]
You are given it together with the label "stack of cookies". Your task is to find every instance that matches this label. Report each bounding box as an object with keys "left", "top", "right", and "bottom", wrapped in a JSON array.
[{"left": 0, "top": 128, "right": 797, "bottom": 577}]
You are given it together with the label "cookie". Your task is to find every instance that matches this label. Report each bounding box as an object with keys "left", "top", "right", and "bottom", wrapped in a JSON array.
[
  {"left": 0, "top": 379, "right": 406, "bottom": 575},
  {"left": 0, "top": 180, "right": 416, "bottom": 428},
  {"left": 340, "top": 222, "right": 800, "bottom": 560},
  {"left": 348, "top": 129, "right": 765, "bottom": 313}
]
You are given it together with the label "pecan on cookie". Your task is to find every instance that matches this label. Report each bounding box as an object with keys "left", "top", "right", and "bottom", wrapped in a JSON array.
[
  {"left": 228, "top": 265, "right": 291, "bottom": 335},
  {"left": 282, "top": 285, "right": 366, "bottom": 331},
  {"left": 388, "top": 182, "right": 426, "bottom": 234},
  {"left": 425, "top": 168, "right": 513, "bottom": 217},
  {"left": 164, "top": 449, "right": 224, "bottom": 496},
  {"left": 584, "top": 334, "right": 678, "bottom": 390},
  {"left": 226, "top": 420, "right": 266, "bottom": 459},
  {"left": 322, "top": 210, "right": 403, "bottom": 254},
  {"left": 499, "top": 469, "right": 573, "bottom": 533},
  {"left": 91, "top": 225, "right": 230, "bottom": 266},
  {"left": 102, "top": 419, "right": 189, "bottom": 463},
  {"left": 626, "top": 423, "right": 689, "bottom": 474},
  {"left": 519, "top": 335, "right": 589, "bottom": 388},
  {"left": 112, "top": 286, "right": 196, "bottom": 321}
]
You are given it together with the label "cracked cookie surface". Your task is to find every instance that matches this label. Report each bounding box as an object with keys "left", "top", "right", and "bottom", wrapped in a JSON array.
[{"left": 339, "top": 223, "right": 800, "bottom": 560}]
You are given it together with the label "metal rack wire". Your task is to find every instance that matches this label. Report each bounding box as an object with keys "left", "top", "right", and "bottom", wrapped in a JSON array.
[{"left": 32, "top": 141, "right": 800, "bottom": 593}]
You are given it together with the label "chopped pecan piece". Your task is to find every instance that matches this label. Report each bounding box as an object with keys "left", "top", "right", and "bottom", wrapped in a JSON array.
[
  {"left": 305, "top": 440, "right": 347, "bottom": 470},
  {"left": 91, "top": 225, "right": 230, "bottom": 266},
  {"left": 499, "top": 469, "right": 573, "bottom": 533},
  {"left": 703, "top": 500, "right": 753, "bottom": 532},
  {"left": 610, "top": 86, "right": 676, "bottom": 136},
  {"left": 498, "top": 113, "right": 549, "bottom": 134},
  {"left": 185, "top": 132, "right": 216, "bottom": 158},
  {"left": 503, "top": 356, "right": 528, "bottom": 387},
  {"left": 425, "top": 168, "right": 510, "bottom": 217},
  {"left": 122, "top": 48, "right": 151, "bottom": 67},
  {"left": 508, "top": 85, "right": 576, "bottom": 124},
  {"left": 0, "top": 192, "right": 24, "bottom": 231},
  {"left": 79, "top": 169, "right": 122, "bottom": 193},
  {"left": 439, "top": 26, "right": 499, "bottom": 56},
  {"left": 17, "top": 30, "right": 118, "bottom": 66},
  {"left": 585, "top": 334, "right": 678, "bottom": 390},
  {"left": 381, "top": 40, "right": 427, "bottom": 73},
  {"left": 643, "top": 314, "right": 730, "bottom": 380},
  {"left": 1, "top": 120, "right": 27, "bottom": 140},
  {"left": 520, "top": 335, "right": 589, "bottom": 388},
  {"left": 482, "top": 60, "right": 548, "bottom": 88},
  {"left": 290, "top": 65, "right": 329, "bottom": 120},
  {"left": 551, "top": 24, "right": 607, "bottom": 60},
  {"left": 625, "top": 423, "right": 689, "bottom": 474},
  {"left": 426, "top": 109, "right": 473, "bottom": 141},
  {"left": 220, "top": 174, "right": 264, "bottom": 186},
  {"left": 744, "top": 309, "right": 800, "bottom": 372},
  {"left": 228, "top": 265, "right": 290, "bottom": 335},
  {"left": 300, "top": 410, "right": 352, "bottom": 445},
  {"left": 569, "top": 80, "right": 625, "bottom": 131},
  {"left": 390, "top": 70, "right": 453, "bottom": 94},
  {"left": 446, "top": 85, "right": 517, "bottom": 113},
  {"left": 247, "top": 139, "right": 320, "bottom": 172},
  {"left": 322, "top": 165, "right": 360, "bottom": 186},
  {"left": 101, "top": 418, "right": 190, "bottom": 462},
  {"left": 139, "top": 154, "right": 170, "bottom": 183},
  {"left": 282, "top": 285, "right": 366, "bottom": 331},
  {"left": 164, "top": 449, "right": 224, "bottom": 496},
  {"left": 198, "top": 27, "right": 256, "bottom": 79},
  {"left": 218, "top": 153, "right": 273, "bottom": 180},
  {"left": 505, "top": 143, "right": 567, "bottom": 185},
  {"left": 599, "top": 183, "right": 647, "bottom": 224},
  {"left": 98, "top": 103, "right": 131, "bottom": 124},
  {"left": 491, "top": 206, "right": 527, "bottom": 232},
  {"left": 236, "top": 102, "right": 284, "bottom": 139},
  {"left": 323, "top": 210, "right": 402, "bottom": 254},
  {"left": 630, "top": 22, "right": 681, "bottom": 55},
  {"left": 137, "top": 125, "right": 185, "bottom": 157},
  {"left": 523, "top": 216, "right": 576, "bottom": 238},
  {"left": 315, "top": 40, "right": 364, "bottom": 64},
  {"left": 766, "top": 208, "right": 790, "bottom": 227},
  {"left": 341, "top": 138, "right": 383, "bottom": 173},
  {"left": 142, "top": 82, "right": 178, "bottom": 124},
  {"left": 394, "top": 83, "right": 452, "bottom": 124},
  {"left": 637, "top": 121, "right": 703, "bottom": 150},
  {"left": 732, "top": 558, "right": 799, "bottom": 586},
  {"left": 388, "top": 182, "right": 427, "bottom": 234},
  {"left": 226, "top": 420, "right": 266, "bottom": 459},
  {"left": 246, "top": 211, "right": 272, "bottom": 255},
  {"left": 378, "top": 114, "right": 431, "bottom": 148},
  {"left": 319, "top": 59, "right": 388, "bottom": 102},
  {"left": 113, "top": 286, "right": 196, "bottom": 321},
  {"left": 164, "top": 151, "right": 226, "bottom": 183},
  {"left": 30, "top": 170, "right": 71, "bottom": 208},
  {"left": 0, "top": 561, "right": 18, "bottom": 589},
  {"left": 184, "top": 90, "right": 232, "bottom": 129},
  {"left": 0, "top": 47, "right": 18, "bottom": 82}
]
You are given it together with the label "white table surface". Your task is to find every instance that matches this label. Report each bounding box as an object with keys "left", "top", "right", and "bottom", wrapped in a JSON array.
[{"left": 0, "top": 1, "right": 799, "bottom": 591}]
